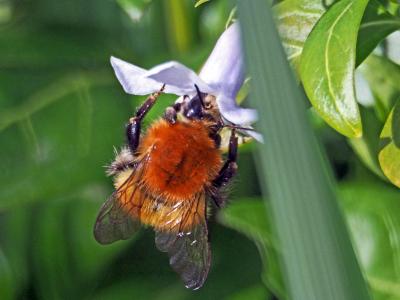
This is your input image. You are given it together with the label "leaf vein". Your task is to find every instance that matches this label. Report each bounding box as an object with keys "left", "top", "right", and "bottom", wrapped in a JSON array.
[{"left": 325, "top": 2, "right": 354, "bottom": 132}]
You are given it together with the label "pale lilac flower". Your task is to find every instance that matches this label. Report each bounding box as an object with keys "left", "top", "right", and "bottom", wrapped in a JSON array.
[{"left": 110, "top": 22, "right": 262, "bottom": 142}]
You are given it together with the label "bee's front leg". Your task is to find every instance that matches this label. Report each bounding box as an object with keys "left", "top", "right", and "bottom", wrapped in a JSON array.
[
  {"left": 164, "top": 102, "right": 182, "bottom": 124},
  {"left": 126, "top": 85, "right": 165, "bottom": 153},
  {"left": 212, "top": 130, "right": 238, "bottom": 206}
]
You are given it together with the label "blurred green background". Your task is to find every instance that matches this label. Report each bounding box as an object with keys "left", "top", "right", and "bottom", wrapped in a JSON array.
[{"left": 1, "top": 0, "right": 400, "bottom": 299}]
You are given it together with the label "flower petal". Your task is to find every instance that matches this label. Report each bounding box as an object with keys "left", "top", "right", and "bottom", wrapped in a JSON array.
[
  {"left": 146, "top": 61, "right": 215, "bottom": 95},
  {"left": 111, "top": 57, "right": 206, "bottom": 96},
  {"left": 199, "top": 22, "right": 244, "bottom": 98},
  {"left": 110, "top": 56, "right": 162, "bottom": 95},
  {"left": 241, "top": 128, "right": 264, "bottom": 143},
  {"left": 217, "top": 94, "right": 258, "bottom": 125}
]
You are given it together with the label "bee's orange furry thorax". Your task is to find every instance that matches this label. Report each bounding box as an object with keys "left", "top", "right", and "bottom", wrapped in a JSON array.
[{"left": 138, "top": 119, "right": 222, "bottom": 201}]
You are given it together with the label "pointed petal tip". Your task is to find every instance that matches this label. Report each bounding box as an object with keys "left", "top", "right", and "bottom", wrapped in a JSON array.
[
  {"left": 217, "top": 94, "right": 258, "bottom": 125},
  {"left": 109, "top": 56, "right": 163, "bottom": 95},
  {"left": 110, "top": 56, "right": 126, "bottom": 68},
  {"left": 245, "top": 130, "right": 264, "bottom": 143}
]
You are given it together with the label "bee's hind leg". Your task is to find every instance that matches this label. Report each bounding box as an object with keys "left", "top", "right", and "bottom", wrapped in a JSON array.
[
  {"left": 211, "top": 130, "right": 238, "bottom": 207},
  {"left": 126, "top": 85, "right": 165, "bottom": 153}
]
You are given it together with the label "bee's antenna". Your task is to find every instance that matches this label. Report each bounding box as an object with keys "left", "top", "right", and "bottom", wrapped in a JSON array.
[
  {"left": 194, "top": 84, "right": 206, "bottom": 108},
  {"left": 223, "top": 124, "right": 256, "bottom": 132}
]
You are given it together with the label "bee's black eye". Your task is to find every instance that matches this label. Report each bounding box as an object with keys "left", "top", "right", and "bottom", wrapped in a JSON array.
[{"left": 184, "top": 95, "right": 203, "bottom": 119}]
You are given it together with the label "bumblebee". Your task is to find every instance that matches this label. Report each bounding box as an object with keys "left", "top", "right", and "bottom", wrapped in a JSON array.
[{"left": 93, "top": 84, "right": 238, "bottom": 290}]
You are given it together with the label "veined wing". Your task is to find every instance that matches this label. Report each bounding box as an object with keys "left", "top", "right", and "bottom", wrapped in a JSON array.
[
  {"left": 154, "top": 193, "right": 210, "bottom": 290},
  {"left": 94, "top": 161, "right": 148, "bottom": 245},
  {"left": 93, "top": 190, "right": 141, "bottom": 244}
]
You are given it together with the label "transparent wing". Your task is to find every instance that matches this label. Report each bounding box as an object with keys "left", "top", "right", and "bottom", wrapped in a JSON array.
[
  {"left": 155, "top": 194, "right": 210, "bottom": 290},
  {"left": 93, "top": 191, "right": 141, "bottom": 244}
]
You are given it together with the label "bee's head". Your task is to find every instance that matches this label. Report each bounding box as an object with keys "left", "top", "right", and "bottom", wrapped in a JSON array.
[{"left": 183, "top": 85, "right": 220, "bottom": 123}]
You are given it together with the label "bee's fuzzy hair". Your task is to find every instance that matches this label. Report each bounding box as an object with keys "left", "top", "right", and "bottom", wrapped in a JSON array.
[{"left": 106, "top": 146, "right": 135, "bottom": 176}]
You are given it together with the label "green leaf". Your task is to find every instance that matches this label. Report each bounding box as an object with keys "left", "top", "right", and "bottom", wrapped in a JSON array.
[
  {"left": 359, "top": 55, "right": 400, "bottom": 187},
  {"left": 379, "top": 101, "right": 400, "bottom": 188},
  {"left": 218, "top": 199, "right": 286, "bottom": 299},
  {"left": 273, "top": 0, "right": 326, "bottom": 72},
  {"left": 392, "top": 99, "right": 400, "bottom": 147},
  {"left": 0, "top": 73, "right": 110, "bottom": 132},
  {"left": 300, "top": 0, "right": 368, "bottom": 138},
  {"left": 357, "top": 0, "right": 400, "bottom": 66},
  {"left": 195, "top": 0, "right": 211, "bottom": 8},
  {"left": 360, "top": 55, "right": 400, "bottom": 121},
  {"left": 274, "top": 0, "right": 400, "bottom": 73},
  {"left": 0, "top": 77, "right": 129, "bottom": 211},
  {"left": 339, "top": 182, "right": 400, "bottom": 300},
  {"left": 220, "top": 184, "right": 400, "bottom": 300},
  {"left": 239, "top": 1, "right": 370, "bottom": 299},
  {"left": 381, "top": 108, "right": 394, "bottom": 138},
  {"left": 348, "top": 107, "right": 385, "bottom": 179}
]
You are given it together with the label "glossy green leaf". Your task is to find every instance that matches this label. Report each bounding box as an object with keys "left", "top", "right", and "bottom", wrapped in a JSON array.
[
  {"left": 273, "top": 0, "right": 326, "bottom": 71},
  {"left": 274, "top": 0, "right": 400, "bottom": 73},
  {"left": 218, "top": 199, "right": 286, "bottom": 300},
  {"left": 360, "top": 55, "right": 400, "bottom": 121},
  {"left": 357, "top": 0, "right": 400, "bottom": 66},
  {"left": 339, "top": 182, "right": 400, "bottom": 300},
  {"left": 300, "top": 0, "right": 368, "bottom": 138},
  {"left": 379, "top": 102, "right": 400, "bottom": 188}
]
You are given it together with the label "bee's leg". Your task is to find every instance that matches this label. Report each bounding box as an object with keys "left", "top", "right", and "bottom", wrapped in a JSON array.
[
  {"left": 208, "top": 121, "right": 224, "bottom": 148},
  {"left": 163, "top": 102, "right": 181, "bottom": 124},
  {"left": 126, "top": 85, "right": 165, "bottom": 153},
  {"left": 212, "top": 130, "right": 238, "bottom": 206}
]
